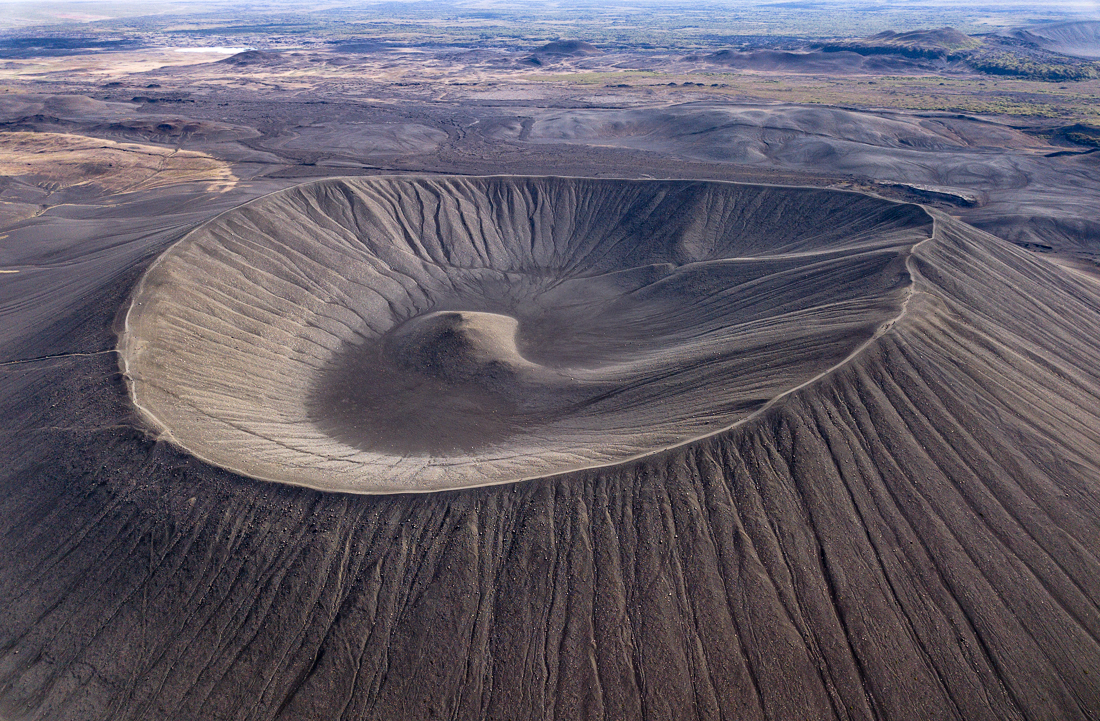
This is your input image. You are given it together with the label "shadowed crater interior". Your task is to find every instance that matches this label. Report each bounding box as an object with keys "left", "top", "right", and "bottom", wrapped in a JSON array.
[
  {"left": 312, "top": 310, "right": 572, "bottom": 455},
  {"left": 120, "top": 175, "right": 932, "bottom": 493}
]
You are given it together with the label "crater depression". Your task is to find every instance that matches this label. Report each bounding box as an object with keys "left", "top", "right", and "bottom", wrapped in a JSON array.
[{"left": 120, "top": 176, "right": 930, "bottom": 492}]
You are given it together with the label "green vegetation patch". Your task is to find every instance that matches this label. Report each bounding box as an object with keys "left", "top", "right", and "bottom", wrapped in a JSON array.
[
  {"left": 1059, "top": 123, "right": 1100, "bottom": 147},
  {"left": 968, "top": 51, "right": 1100, "bottom": 82}
]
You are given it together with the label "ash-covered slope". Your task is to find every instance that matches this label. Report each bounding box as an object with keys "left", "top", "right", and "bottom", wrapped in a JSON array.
[
  {"left": 1, "top": 179, "right": 1099, "bottom": 720},
  {"left": 1015, "top": 21, "right": 1100, "bottom": 59}
]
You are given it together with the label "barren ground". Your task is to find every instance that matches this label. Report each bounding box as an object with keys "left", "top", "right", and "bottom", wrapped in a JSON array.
[{"left": 2, "top": 18, "right": 1100, "bottom": 720}]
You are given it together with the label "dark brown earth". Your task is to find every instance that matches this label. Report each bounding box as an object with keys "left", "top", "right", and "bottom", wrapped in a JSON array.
[{"left": 2, "top": 32, "right": 1100, "bottom": 721}]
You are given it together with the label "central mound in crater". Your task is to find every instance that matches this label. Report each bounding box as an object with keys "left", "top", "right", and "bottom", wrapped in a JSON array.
[
  {"left": 384, "top": 311, "right": 541, "bottom": 388},
  {"left": 120, "top": 176, "right": 933, "bottom": 493}
]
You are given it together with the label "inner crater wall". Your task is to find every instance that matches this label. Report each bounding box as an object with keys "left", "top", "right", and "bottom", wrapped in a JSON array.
[{"left": 119, "top": 175, "right": 932, "bottom": 493}]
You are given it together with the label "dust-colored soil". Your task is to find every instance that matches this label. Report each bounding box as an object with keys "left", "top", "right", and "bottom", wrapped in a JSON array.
[{"left": 0, "top": 131, "right": 235, "bottom": 193}]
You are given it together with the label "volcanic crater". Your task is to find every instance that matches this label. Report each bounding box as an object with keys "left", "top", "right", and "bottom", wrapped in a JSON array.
[{"left": 119, "top": 175, "right": 929, "bottom": 492}]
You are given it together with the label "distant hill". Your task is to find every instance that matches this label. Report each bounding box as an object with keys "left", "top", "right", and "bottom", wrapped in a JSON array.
[
  {"left": 1012, "top": 21, "right": 1100, "bottom": 60},
  {"left": 534, "top": 39, "right": 600, "bottom": 56},
  {"left": 866, "top": 28, "right": 980, "bottom": 51},
  {"left": 218, "top": 49, "right": 283, "bottom": 66},
  {"left": 820, "top": 27, "right": 979, "bottom": 59},
  {"left": 815, "top": 26, "right": 1098, "bottom": 81}
]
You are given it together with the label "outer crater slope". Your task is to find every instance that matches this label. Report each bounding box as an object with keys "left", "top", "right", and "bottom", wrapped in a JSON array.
[
  {"left": 3, "top": 175, "right": 1100, "bottom": 720},
  {"left": 120, "top": 175, "right": 928, "bottom": 492}
]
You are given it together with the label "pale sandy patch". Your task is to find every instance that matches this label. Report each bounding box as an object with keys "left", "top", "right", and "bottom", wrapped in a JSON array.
[{"left": 0, "top": 131, "right": 237, "bottom": 195}]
